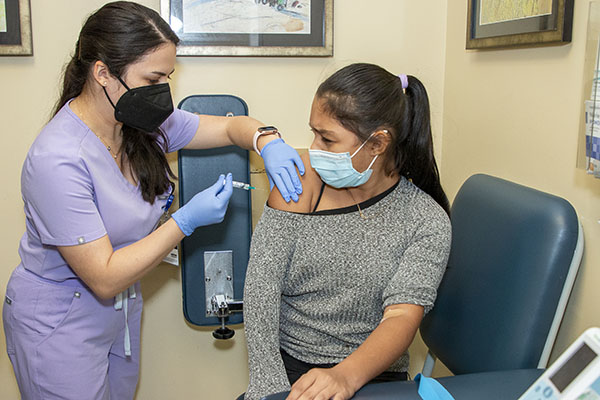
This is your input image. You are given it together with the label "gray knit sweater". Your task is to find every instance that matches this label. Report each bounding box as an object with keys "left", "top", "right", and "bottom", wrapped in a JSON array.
[{"left": 243, "top": 178, "right": 451, "bottom": 400}]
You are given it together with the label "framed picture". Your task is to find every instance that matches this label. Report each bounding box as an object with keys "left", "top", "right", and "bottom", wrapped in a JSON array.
[
  {"left": 0, "top": 0, "right": 32, "bottom": 56},
  {"left": 160, "top": 0, "right": 332, "bottom": 56},
  {"left": 466, "top": 0, "right": 574, "bottom": 50}
]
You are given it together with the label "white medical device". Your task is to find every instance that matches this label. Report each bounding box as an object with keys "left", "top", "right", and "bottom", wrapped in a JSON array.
[{"left": 519, "top": 327, "right": 600, "bottom": 400}]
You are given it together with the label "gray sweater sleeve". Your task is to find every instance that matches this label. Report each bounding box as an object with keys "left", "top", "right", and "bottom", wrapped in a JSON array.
[
  {"left": 243, "top": 207, "right": 297, "bottom": 400},
  {"left": 382, "top": 202, "right": 451, "bottom": 314}
]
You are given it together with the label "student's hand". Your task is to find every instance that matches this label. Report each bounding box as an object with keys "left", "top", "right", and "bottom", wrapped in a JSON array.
[
  {"left": 286, "top": 366, "right": 357, "bottom": 400},
  {"left": 172, "top": 173, "right": 233, "bottom": 236},
  {"left": 260, "top": 138, "right": 305, "bottom": 203}
]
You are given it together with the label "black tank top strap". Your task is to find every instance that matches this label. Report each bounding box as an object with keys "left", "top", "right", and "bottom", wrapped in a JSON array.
[{"left": 311, "top": 182, "right": 327, "bottom": 213}]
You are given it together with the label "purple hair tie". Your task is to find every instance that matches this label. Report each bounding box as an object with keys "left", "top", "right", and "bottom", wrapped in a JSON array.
[{"left": 398, "top": 74, "right": 408, "bottom": 90}]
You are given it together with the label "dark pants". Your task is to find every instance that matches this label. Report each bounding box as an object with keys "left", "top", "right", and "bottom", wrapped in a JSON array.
[{"left": 280, "top": 349, "right": 408, "bottom": 386}]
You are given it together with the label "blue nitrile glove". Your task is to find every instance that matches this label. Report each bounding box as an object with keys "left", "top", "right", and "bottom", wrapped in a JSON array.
[
  {"left": 172, "top": 173, "right": 233, "bottom": 236},
  {"left": 260, "top": 138, "right": 305, "bottom": 203}
]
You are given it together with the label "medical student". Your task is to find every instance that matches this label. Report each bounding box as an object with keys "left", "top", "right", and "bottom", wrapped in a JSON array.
[
  {"left": 243, "top": 63, "right": 452, "bottom": 400},
  {"left": 2, "top": 2, "right": 303, "bottom": 399}
]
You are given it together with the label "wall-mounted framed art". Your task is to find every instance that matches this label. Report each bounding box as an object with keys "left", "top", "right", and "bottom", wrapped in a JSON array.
[
  {"left": 0, "top": 0, "right": 32, "bottom": 56},
  {"left": 160, "top": 0, "right": 332, "bottom": 57},
  {"left": 466, "top": 0, "right": 574, "bottom": 50}
]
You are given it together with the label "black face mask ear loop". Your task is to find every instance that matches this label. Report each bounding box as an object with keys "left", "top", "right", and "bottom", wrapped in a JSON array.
[
  {"left": 117, "top": 76, "right": 131, "bottom": 91},
  {"left": 102, "top": 76, "right": 131, "bottom": 109},
  {"left": 103, "top": 86, "right": 116, "bottom": 110}
]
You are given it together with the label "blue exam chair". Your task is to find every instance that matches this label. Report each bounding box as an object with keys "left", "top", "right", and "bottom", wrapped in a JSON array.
[{"left": 263, "top": 174, "right": 583, "bottom": 400}]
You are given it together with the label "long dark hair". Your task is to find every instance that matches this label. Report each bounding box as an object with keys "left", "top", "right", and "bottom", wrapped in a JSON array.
[
  {"left": 316, "top": 63, "right": 449, "bottom": 214},
  {"left": 53, "top": 1, "right": 179, "bottom": 204}
]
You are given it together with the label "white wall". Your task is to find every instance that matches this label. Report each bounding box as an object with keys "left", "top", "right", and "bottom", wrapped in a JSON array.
[{"left": 0, "top": 1, "right": 449, "bottom": 398}]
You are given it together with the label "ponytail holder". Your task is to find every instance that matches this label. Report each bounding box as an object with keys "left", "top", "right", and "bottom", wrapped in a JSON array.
[{"left": 398, "top": 74, "right": 409, "bottom": 91}]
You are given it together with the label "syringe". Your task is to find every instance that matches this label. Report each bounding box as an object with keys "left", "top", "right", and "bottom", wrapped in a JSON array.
[
  {"left": 232, "top": 181, "right": 256, "bottom": 191},
  {"left": 223, "top": 179, "right": 256, "bottom": 191}
]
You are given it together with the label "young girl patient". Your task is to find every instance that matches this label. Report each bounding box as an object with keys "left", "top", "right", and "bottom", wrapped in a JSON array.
[{"left": 243, "top": 63, "right": 452, "bottom": 400}]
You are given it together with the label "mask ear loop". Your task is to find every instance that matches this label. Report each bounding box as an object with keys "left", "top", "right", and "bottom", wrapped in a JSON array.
[
  {"left": 117, "top": 77, "right": 131, "bottom": 90},
  {"left": 102, "top": 76, "right": 131, "bottom": 109},
  {"left": 351, "top": 130, "right": 388, "bottom": 159},
  {"left": 365, "top": 154, "right": 379, "bottom": 171},
  {"left": 351, "top": 129, "right": 389, "bottom": 171},
  {"left": 103, "top": 87, "right": 116, "bottom": 109},
  {"left": 350, "top": 131, "right": 377, "bottom": 158}
]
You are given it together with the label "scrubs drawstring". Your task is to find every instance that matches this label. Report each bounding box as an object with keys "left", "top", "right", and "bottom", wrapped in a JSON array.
[{"left": 114, "top": 285, "right": 136, "bottom": 357}]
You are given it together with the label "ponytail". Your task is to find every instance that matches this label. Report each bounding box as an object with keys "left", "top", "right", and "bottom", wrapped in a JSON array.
[
  {"left": 316, "top": 63, "right": 449, "bottom": 215},
  {"left": 400, "top": 76, "right": 449, "bottom": 214},
  {"left": 52, "top": 41, "right": 87, "bottom": 116}
]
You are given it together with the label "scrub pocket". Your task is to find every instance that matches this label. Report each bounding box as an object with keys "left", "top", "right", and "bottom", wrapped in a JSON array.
[
  {"left": 8, "top": 269, "right": 81, "bottom": 342},
  {"left": 3, "top": 291, "right": 15, "bottom": 355},
  {"left": 33, "top": 282, "right": 81, "bottom": 340}
]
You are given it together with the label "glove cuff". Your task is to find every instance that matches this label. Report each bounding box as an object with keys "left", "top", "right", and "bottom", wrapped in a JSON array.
[{"left": 172, "top": 209, "right": 193, "bottom": 236}]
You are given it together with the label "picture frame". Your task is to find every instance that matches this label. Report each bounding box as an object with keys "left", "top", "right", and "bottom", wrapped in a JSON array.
[
  {"left": 466, "top": 0, "right": 574, "bottom": 50},
  {"left": 0, "top": 0, "right": 32, "bottom": 56},
  {"left": 160, "top": 0, "right": 332, "bottom": 57}
]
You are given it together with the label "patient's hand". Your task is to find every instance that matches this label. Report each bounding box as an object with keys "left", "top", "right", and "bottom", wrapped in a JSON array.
[{"left": 286, "top": 366, "right": 357, "bottom": 400}]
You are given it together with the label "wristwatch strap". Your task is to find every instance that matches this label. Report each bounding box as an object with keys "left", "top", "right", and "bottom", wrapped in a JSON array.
[{"left": 253, "top": 127, "right": 282, "bottom": 156}]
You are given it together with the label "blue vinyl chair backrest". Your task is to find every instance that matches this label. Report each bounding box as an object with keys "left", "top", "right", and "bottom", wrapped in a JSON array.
[{"left": 420, "top": 174, "right": 581, "bottom": 374}]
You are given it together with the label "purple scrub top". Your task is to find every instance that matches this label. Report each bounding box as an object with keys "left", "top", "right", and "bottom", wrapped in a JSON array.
[{"left": 17, "top": 101, "right": 199, "bottom": 281}]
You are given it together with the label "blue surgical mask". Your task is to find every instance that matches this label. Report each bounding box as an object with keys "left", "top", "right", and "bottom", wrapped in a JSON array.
[{"left": 309, "top": 133, "right": 378, "bottom": 188}]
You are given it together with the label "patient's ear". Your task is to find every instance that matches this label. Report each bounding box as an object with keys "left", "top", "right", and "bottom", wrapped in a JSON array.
[{"left": 369, "top": 129, "right": 392, "bottom": 156}]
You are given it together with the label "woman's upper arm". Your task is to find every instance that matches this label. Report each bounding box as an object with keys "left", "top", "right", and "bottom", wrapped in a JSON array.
[
  {"left": 159, "top": 109, "right": 240, "bottom": 152},
  {"left": 267, "top": 152, "right": 318, "bottom": 213},
  {"left": 160, "top": 108, "right": 201, "bottom": 152},
  {"left": 183, "top": 114, "right": 230, "bottom": 149},
  {"left": 382, "top": 204, "right": 451, "bottom": 313},
  {"left": 57, "top": 236, "right": 114, "bottom": 298}
]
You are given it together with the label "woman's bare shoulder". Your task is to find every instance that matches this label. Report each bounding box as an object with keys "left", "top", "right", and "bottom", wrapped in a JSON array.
[{"left": 267, "top": 152, "right": 322, "bottom": 213}]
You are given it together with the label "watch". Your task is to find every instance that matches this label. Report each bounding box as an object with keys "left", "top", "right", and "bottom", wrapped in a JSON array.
[{"left": 253, "top": 126, "right": 282, "bottom": 155}]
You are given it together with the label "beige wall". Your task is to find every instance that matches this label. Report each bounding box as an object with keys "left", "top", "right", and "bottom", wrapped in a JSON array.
[
  {"left": 0, "top": 1, "right": 448, "bottom": 398},
  {"left": 442, "top": 0, "right": 600, "bottom": 368}
]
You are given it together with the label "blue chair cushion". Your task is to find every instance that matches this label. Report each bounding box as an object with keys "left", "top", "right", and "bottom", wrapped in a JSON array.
[{"left": 261, "top": 369, "right": 543, "bottom": 400}]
